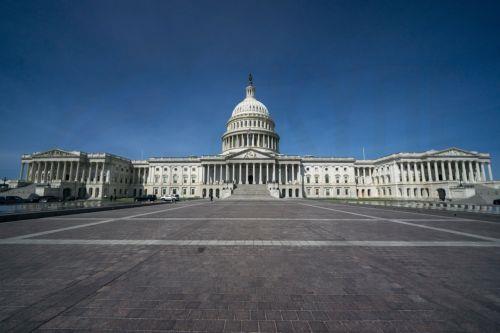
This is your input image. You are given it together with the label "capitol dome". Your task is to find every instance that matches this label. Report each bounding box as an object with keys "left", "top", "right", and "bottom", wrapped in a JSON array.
[
  {"left": 231, "top": 81, "right": 269, "bottom": 116},
  {"left": 221, "top": 75, "right": 280, "bottom": 155}
]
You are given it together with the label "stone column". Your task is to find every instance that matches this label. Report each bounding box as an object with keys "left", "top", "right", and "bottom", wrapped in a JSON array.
[
  {"left": 60, "top": 161, "right": 66, "bottom": 182},
  {"left": 245, "top": 163, "right": 248, "bottom": 184},
  {"left": 238, "top": 163, "right": 243, "bottom": 184},
  {"left": 75, "top": 162, "right": 80, "bottom": 182},
  {"left": 273, "top": 163, "right": 276, "bottom": 182},
  {"left": 232, "top": 164, "right": 235, "bottom": 183},
  {"left": 440, "top": 161, "right": 446, "bottom": 181},
  {"left": 87, "top": 162, "right": 92, "bottom": 182},
  {"left": 55, "top": 162, "right": 61, "bottom": 181},
  {"left": 474, "top": 162, "right": 480, "bottom": 182},
  {"left": 48, "top": 161, "right": 54, "bottom": 181},
  {"left": 487, "top": 163, "right": 493, "bottom": 181},
  {"left": 252, "top": 163, "right": 255, "bottom": 183},
  {"left": 460, "top": 160, "right": 467, "bottom": 182},
  {"left": 468, "top": 161, "right": 474, "bottom": 183},
  {"left": 81, "top": 165, "right": 87, "bottom": 183},
  {"left": 420, "top": 163, "right": 425, "bottom": 182},
  {"left": 225, "top": 164, "right": 229, "bottom": 183},
  {"left": 19, "top": 162, "right": 25, "bottom": 180},
  {"left": 426, "top": 161, "right": 431, "bottom": 182},
  {"left": 285, "top": 164, "right": 288, "bottom": 184},
  {"left": 480, "top": 162, "right": 486, "bottom": 182},
  {"left": 100, "top": 163, "right": 104, "bottom": 183},
  {"left": 219, "top": 164, "right": 223, "bottom": 183},
  {"left": 433, "top": 161, "right": 439, "bottom": 182},
  {"left": 447, "top": 161, "right": 453, "bottom": 181},
  {"left": 259, "top": 163, "right": 262, "bottom": 184}
]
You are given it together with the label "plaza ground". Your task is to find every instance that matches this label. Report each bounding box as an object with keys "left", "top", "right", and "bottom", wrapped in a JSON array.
[{"left": 0, "top": 200, "right": 499, "bottom": 332}]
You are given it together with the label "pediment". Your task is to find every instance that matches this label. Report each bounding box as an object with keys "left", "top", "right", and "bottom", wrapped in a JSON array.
[
  {"left": 226, "top": 149, "right": 275, "bottom": 160},
  {"left": 429, "top": 148, "right": 477, "bottom": 157},
  {"left": 33, "top": 149, "right": 80, "bottom": 158}
]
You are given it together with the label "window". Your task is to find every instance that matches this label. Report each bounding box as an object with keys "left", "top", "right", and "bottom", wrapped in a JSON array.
[
  {"left": 182, "top": 188, "right": 187, "bottom": 195},
  {"left": 163, "top": 176, "right": 168, "bottom": 183},
  {"left": 156, "top": 168, "right": 159, "bottom": 171},
  {"left": 183, "top": 176, "right": 188, "bottom": 184},
  {"left": 326, "top": 188, "right": 330, "bottom": 196},
  {"left": 173, "top": 175, "right": 178, "bottom": 183},
  {"left": 325, "top": 175, "right": 329, "bottom": 183},
  {"left": 306, "top": 176, "right": 311, "bottom": 184},
  {"left": 337, "top": 188, "right": 340, "bottom": 195},
  {"left": 154, "top": 188, "right": 158, "bottom": 195},
  {"left": 344, "top": 175, "right": 348, "bottom": 184},
  {"left": 154, "top": 175, "right": 160, "bottom": 183},
  {"left": 315, "top": 188, "right": 319, "bottom": 195},
  {"left": 315, "top": 175, "right": 319, "bottom": 184},
  {"left": 345, "top": 188, "right": 349, "bottom": 195},
  {"left": 190, "top": 188, "right": 195, "bottom": 195}
]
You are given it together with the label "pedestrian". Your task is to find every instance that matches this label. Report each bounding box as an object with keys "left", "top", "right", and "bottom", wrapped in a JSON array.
[{"left": 209, "top": 192, "right": 213, "bottom": 201}]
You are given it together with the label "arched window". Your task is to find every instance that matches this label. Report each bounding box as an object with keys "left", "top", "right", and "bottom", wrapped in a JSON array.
[{"left": 325, "top": 175, "right": 330, "bottom": 183}]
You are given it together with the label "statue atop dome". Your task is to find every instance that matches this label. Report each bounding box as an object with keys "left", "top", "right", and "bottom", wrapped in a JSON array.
[{"left": 248, "top": 73, "right": 253, "bottom": 86}]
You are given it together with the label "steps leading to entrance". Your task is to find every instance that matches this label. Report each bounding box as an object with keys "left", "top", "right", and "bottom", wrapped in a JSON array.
[{"left": 226, "top": 184, "right": 275, "bottom": 200}]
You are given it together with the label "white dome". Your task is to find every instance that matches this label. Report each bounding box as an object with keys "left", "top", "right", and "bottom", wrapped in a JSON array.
[{"left": 231, "top": 84, "right": 269, "bottom": 117}]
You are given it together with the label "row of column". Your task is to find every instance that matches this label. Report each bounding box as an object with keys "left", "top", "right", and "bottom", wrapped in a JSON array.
[
  {"left": 21, "top": 161, "right": 108, "bottom": 184},
  {"left": 202, "top": 162, "right": 300, "bottom": 185},
  {"left": 132, "top": 167, "right": 149, "bottom": 184},
  {"left": 223, "top": 133, "right": 278, "bottom": 151},
  {"left": 397, "top": 160, "right": 492, "bottom": 183}
]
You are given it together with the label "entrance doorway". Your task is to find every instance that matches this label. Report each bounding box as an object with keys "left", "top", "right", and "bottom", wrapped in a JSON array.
[
  {"left": 248, "top": 175, "right": 253, "bottom": 184},
  {"left": 77, "top": 187, "right": 86, "bottom": 199},
  {"left": 62, "top": 188, "right": 71, "bottom": 200},
  {"left": 437, "top": 188, "right": 446, "bottom": 201}
]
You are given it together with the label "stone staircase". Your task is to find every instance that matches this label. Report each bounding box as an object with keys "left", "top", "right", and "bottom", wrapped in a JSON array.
[{"left": 226, "top": 184, "right": 275, "bottom": 200}]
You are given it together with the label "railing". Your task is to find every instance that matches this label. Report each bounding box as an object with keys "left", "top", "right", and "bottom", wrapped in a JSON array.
[
  {"left": 0, "top": 200, "right": 155, "bottom": 215},
  {"left": 340, "top": 199, "right": 500, "bottom": 215}
]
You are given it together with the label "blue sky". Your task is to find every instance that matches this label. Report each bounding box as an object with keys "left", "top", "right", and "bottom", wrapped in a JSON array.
[{"left": 1, "top": 0, "right": 499, "bottom": 179}]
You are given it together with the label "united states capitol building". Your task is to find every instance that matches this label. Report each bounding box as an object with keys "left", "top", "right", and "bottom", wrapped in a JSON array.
[{"left": 16, "top": 76, "right": 495, "bottom": 201}]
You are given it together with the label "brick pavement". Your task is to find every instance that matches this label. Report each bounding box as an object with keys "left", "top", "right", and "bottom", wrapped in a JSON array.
[{"left": 0, "top": 199, "right": 499, "bottom": 332}]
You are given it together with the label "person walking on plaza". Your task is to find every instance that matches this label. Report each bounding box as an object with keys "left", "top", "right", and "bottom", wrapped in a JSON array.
[{"left": 209, "top": 192, "right": 213, "bottom": 201}]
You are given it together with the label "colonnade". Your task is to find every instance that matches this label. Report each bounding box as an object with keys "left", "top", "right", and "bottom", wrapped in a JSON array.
[
  {"left": 20, "top": 160, "right": 109, "bottom": 184},
  {"left": 396, "top": 160, "right": 492, "bottom": 183},
  {"left": 201, "top": 162, "right": 300, "bottom": 185},
  {"left": 132, "top": 167, "right": 149, "bottom": 184},
  {"left": 355, "top": 160, "right": 493, "bottom": 185},
  {"left": 222, "top": 133, "right": 278, "bottom": 151}
]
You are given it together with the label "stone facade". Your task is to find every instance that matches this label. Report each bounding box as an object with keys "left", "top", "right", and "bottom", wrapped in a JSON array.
[{"left": 18, "top": 77, "right": 494, "bottom": 201}]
